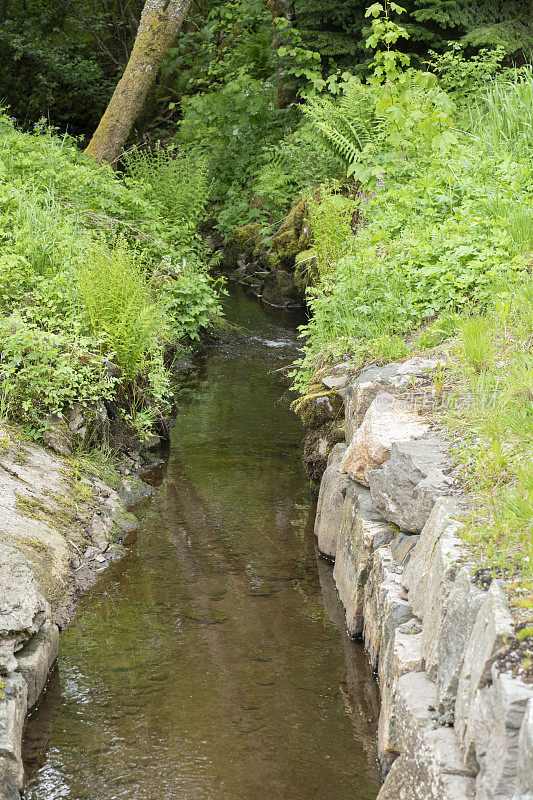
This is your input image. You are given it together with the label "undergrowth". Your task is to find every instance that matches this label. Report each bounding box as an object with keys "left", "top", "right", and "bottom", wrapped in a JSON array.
[{"left": 0, "top": 115, "right": 221, "bottom": 440}]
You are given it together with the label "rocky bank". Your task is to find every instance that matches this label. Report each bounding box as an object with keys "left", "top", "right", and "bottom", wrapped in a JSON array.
[
  {"left": 0, "top": 424, "right": 153, "bottom": 799},
  {"left": 313, "top": 357, "right": 533, "bottom": 800}
]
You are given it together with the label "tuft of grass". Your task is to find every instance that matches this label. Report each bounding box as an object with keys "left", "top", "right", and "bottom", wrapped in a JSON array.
[{"left": 459, "top": 315, "right": 495, "bottom": 373}]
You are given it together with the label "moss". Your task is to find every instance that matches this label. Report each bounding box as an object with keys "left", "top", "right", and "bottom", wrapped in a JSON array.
[
  {"left": 15, "top": 497, "right": 45, "bottom": 521},
  {"left": 270, "top": 199, "right": 310, "bottom": 269},
  {"left": 15, "top": 493, "right": 75, "bottom": 530},
  {"left": 0, "top": 678, "right": 5, "bottom": 701},
  {"left": 222, "top": 223, "right": 262, "bottom": 269},
  {"left": 291, "top": 384, "right": 344, "bottom": 429}
]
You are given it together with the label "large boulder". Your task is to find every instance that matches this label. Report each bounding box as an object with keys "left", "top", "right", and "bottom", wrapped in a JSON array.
[
  {"left": 472, "top": 668, "right": 533, "bottom": 800},
  {"left": 368, "top": 436, "right": 458, "bottom": 533},
  {"left": 455, "top": 581, "right": 517, "bottom": 767},
  {"left": 340, "top": 393, "right": 429, "bottom": 486},
  {"left": 377, "top": 672, "right": 476, "bottom": 800},
  {"left": 333, "top": 482, "right": 395, "bottom": 637},
  {"left": 378, "top": 627, "right": 425, "bottom": 772},
  {"left": 402, "top": 498, "right": 462, "bottom": 619},
  {"left": 0, "top": 672, "right": 27, "bottom": 800}
]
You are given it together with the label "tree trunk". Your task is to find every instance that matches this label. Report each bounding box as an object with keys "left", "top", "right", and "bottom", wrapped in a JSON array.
[{"left": 85, "top": 0, "right": 192, "bottom": 165}]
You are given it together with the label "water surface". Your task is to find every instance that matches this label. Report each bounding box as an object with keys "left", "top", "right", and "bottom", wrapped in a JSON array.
[{"left": 23, "top": 288, "right": 381, "bottom": 800}]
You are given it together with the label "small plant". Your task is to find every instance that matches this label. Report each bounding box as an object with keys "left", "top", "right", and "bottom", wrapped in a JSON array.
[
  {"left": 77, "top": 237, "right": 167, "bottom": 379},
  {"left": 459, "top": 315, "right": 495, "bottom": 373}
]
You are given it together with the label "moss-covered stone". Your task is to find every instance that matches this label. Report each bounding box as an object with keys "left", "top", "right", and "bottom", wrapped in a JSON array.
[
  {"left": 270, "top": 199, "right": 311, "bottom": 269},
  {"left": 222, "top": 223, "right": 262, "bottom": 269},
  {"left": 291, "top": 385, "right": 344, "bottom": 429},
  {"left": 302, "top": 422, "right": 345, "bottom": 489}
]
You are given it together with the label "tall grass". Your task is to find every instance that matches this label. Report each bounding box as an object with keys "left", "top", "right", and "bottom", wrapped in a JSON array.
[
  {"left": 469, "top": 68, "right": 533, "bottom": 160},
  {"left": 77, "top": 237, "right": 167, "bottom": 378}
]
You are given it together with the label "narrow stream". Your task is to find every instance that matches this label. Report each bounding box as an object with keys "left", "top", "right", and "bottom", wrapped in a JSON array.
[{"left": 22, "top": 288, "right": 381, "bottom": 800}]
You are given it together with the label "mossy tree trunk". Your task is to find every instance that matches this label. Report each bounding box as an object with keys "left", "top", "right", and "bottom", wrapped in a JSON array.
[{"left": 85, "top": 0, "right": 192, "bottom": 165}]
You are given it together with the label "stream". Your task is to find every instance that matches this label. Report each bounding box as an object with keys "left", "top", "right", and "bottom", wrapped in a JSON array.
[{"left": 22, "top": 287, "right": 381, "bottom": 800}]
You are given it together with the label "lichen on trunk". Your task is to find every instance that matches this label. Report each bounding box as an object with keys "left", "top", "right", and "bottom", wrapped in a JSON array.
[{"left": 85, "top": 0, "right": 193, "bottom": 165}]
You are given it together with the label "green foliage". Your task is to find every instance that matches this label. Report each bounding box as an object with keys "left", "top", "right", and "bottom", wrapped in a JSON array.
[
  {"left": 468, "top": 68, "right": 533, "bottom": 161},
  {"left": 0, "top": 115, "right": 221, "bottom": 438},
  {"left": 292, "top": 67, "right": 532, "bottom": 394},
  {"left": 124, "top": 145, "right": 211, "bottom": 246},
  {"left": 77, "top": 237, "right": 167, "bottom": 379},
  {"left": 427, "top": 42, "right": 509, "bottom": 100},
  {"left": 0, "top": 315, "right": 118, "bottom": 423}
]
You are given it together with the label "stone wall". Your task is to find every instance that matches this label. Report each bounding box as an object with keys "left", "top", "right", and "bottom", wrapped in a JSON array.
[
  {"left": 314, "top": 359, "right": 533, "bottom": 800},
  {"left": 0, "top": 426, "right": 152, "bottom": 799}
]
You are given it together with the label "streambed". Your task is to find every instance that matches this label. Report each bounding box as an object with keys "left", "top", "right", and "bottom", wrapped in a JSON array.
[{"left": 22, "top": 288, "right": 381, "bottom": 800}]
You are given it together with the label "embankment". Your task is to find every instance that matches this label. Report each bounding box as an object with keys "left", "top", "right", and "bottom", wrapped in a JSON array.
[
  {"left": 312, "top": 357, "right": 533, "bottom": 799},
  {"left": 0, "top": 425, "right": 152, "bottom": 800}
]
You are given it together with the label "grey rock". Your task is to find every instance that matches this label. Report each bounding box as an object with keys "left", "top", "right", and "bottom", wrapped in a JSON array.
[
  {"left": 321, "top": 374, "right": 350, "bottom": 391},
  {"left": 515, "top": 698, "right": 533, "bottom": 800},
  {"left": 419, "top": 534, "right": 465, "bottom": 684},
  {"left": 402, "top": 498, "right": 462, "bottom": 619},
  {"left": 87, "top": 512, "right": 113, "bottom": 548},
  {"left": 342, "top": 357, "right": 442, "bottom": 442},
  {"left": 341, "top": 393, "right": 430, "bottom": 486},
  {"left": 16, "top": 620, "right": 59, "bottom": 709},
  {"left": 377, "top": 672, "right": 475, "bottom": 800},
  {"left": 0, "top": 671, "right": 27, "bottom": 800},
  {"left": 378, "top": 630, "right": 425, "bottom": 771},
  {"left": 67, "top": 403, "right": 85, "bottom": 434},
  {"left": 398, "top": 618, "right": 422, "bottom": 635},
  {"left": 333, "top": 482, "right": 395, "bottom": 637},
  {"left": 455, "top": 581, "right": 516, "bottom": 767},
  {"left": 83, "top": 546, "right": 101, "bottom": 560},
  {"left": 473, "top": 668, "right": 533, "bottom": 800},
  {"left": 436, "top": 567, "right": 485, "bottom": 718},
  {"left": 363, "top": 547, "right": 413, "bottom": 668},
  {"left": 0, "top": 546, "right": 50, "bottom": 674},
  {"left": 42, "top": 414, "right": 72, "bottom": 457},
  {"left": 117, "top": 475, "right": 154, "bottom": 507},
  {"left": 390, "top": 532, "right": 420, "bottom": 566},
  {"left": 314, "top": 444, "right": 349, "bottom": 558},
  {"left": 369, "top": 437, "right": 457, "bottom": 533}
]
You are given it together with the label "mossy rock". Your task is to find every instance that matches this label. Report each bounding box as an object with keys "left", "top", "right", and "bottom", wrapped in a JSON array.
[
  {"left": 302, "top": 422, "right": 345, "bottom": 489},
  {"left": 270, "top": 199, "right": 311, "bottom": 269},
  {"left": 222, "top": 223, "right": 262, "bottom": 270},
  {"left": 294, "top": 249, "right": 318, "bottom": 293},
  {"left": 291, "top": 384, "right": 344, "bottom": 429},
  {"left": 262, "top": 270, "right": 304, "bottom": 309}
]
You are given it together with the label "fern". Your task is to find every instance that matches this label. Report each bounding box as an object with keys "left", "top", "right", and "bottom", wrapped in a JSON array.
[{"left": 302, "top": 78, "right": 380, "bottom": 172}]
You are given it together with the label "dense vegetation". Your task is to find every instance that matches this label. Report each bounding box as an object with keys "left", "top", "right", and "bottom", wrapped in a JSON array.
[
  {"left": 0, "top": 118, "right": 220, "bottom": 441},
  {"left": 1, "top": 0, "right": 532, "bottom": 589}
]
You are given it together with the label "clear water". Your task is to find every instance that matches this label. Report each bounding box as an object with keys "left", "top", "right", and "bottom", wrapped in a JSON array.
[{"left": 23, "top": 288, "right": 381, "bottom": 800}]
